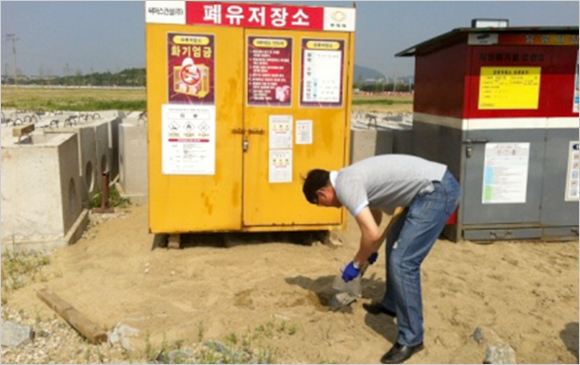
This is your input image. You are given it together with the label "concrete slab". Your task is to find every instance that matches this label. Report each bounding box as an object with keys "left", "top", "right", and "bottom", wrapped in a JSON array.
[{"left": 117, "top": 116, "right": 148, "bottom": 205}]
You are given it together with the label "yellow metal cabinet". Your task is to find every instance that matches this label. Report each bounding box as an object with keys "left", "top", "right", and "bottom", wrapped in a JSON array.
[{"left": 145, "top": 1, "right": 355, "bottom": 234}]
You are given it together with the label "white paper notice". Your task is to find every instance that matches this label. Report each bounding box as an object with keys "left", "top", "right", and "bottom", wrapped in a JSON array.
[
  {"left": 302, "top": 49, "right": 342, "bottom": 103},
  {"left": 565, "top": 141, "right": 579, "bottom": 201},
  {"left": 296, "top": 120, "right": 313, "bottom": 145},
  {"left": 269, "top": 115, "right": 293, "bottom": 149},
  {"left": 482, "top": 143, "right": 530, "bottom": 204},
  {"left": 162, "top": 104, "right": 215, "bottom": 175},
  {"left": 269, "top": 149, "right": 293, "bottom": 183}
]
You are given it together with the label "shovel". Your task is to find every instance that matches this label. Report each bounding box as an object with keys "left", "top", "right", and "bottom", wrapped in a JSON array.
[{"left": 329, "top": 207, "right": 404, "bottom": 311}]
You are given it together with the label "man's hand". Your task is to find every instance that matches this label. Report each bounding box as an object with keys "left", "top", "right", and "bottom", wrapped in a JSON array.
[
  {"left": 368, "top": 252, "right": 379, "bottom": 265},
  {"left": 341, "top": 261, "right": 360, "bottom": 282}
]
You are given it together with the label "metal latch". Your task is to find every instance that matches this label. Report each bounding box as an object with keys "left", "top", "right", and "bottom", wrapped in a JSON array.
[{"left": 462, "top": 138, "right": 489, "bottom": 157}]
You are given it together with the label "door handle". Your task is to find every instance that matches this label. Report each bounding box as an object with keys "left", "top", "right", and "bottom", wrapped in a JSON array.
[
  {"left": 231, "top": 127, "right": 245, "bottom": 134},
  {"left": 462, "top": 138, "right": 489, "bottom": 158},
  {"left": 248, "top": 128, "right": 265, "bottom": 135}
]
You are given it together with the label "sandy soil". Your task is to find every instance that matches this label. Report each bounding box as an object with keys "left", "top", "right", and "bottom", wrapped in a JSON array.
[{"left": 7, "top": 204, "right": 579, "bottom": 364}]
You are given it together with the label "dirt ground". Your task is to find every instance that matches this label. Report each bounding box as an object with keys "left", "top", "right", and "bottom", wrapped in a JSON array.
[{"left": 7, "top": 203, "right": 579, "bottom": 364}]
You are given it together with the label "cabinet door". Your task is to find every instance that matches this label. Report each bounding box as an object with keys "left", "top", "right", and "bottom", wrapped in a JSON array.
[
  {"left": 461, "top": 129, "right": 545, "bottom": 225},
  {"left": 242, "top": 29, "right": 350, "bottom": 227},
  {"left": 147, "top": 25, "right": 244, "bottom": 232}
]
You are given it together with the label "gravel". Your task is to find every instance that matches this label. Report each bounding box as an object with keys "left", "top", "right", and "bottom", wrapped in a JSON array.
[{"left": 1, "top": 307, "right": 134, "bottom": 364}]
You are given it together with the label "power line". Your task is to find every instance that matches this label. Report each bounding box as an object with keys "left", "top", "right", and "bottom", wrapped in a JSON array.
[{"left": 6, "top": 34, "right": 18, "bottom": 86}]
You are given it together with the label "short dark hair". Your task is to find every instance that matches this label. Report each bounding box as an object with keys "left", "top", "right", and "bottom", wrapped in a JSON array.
[{"left": 302, "top": 169, "right": 330, "bottom": 204}]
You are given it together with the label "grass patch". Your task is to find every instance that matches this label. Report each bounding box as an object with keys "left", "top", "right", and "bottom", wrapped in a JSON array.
[
  {"left": 1, "top": 86, "right": 146, "bottom": 112},
  {"left": 144, "top": 319, "right": 298, "bottom": 364},
  {"left": 89, "top": 185, "right": 131, "bottom": 209},
  {"left": 1, "top": 250, "right": 51, "bottom": 305},
  {"left": 352, "top": 99, "right": 412, "bottom": 106}
]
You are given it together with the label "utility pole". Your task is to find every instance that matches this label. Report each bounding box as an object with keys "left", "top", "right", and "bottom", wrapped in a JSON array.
[
  {"left": 6, "top": 34, "right": 18, "bottom": 86},
  {"left": 392, "top": 70, "right": 398, "bottom": 92}
]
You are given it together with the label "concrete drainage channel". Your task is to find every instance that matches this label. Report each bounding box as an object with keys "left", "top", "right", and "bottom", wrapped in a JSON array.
[{"left": 0, "top": 109, "right": 148, "bottom": 252}]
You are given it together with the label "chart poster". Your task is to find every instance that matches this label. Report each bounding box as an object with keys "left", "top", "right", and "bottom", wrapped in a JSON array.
[
  {"left": 168, "top": 33, "right": 215, "bottom": 105},
  {"left": 247, "top": 36, "right": 293, "bottom": 107},
  {"left": 161, "top": 104, "right": 216, "bottom": 175},
  {"left": 296, "top": 119, "right": 313, "bottom": 145},
  {"left": 565, "top": 141, "right": 580, "bottom": 201},
  {"left": 478, "top": 67, "right": 541, "bottom": 110},
  {"left": 574, "top": 50, "right": 579, "bottom": 113},
  {"left": 269, "top": 149, "right": 293, "bottom": 183},
  {"left": 482, "top": 143, "right": 530, "bottom": 204},
  {"left": 269, "top": 115, "right": 293, "bottom": 149},
  {"left": 300, "top": 38, "right": 344, "bottom": 108}
]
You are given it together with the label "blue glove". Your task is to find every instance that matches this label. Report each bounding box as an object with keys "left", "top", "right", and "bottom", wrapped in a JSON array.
[
  {"left": 368, "top": 252, "right": 379, "bottom": 265},
  {"left": 341, "top": 261, "right": 360, "bottom": 282}
]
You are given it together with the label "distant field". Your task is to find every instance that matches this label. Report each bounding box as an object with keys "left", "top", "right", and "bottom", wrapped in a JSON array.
[
  {"left": 352, "top": 92, "right": 413, "bottom": 114},
  {"left": 1, "top": 86, "right": 412, "bottom": 113},
  {"left": 1, "top": 86, "right": 147, "bottom": 112}
]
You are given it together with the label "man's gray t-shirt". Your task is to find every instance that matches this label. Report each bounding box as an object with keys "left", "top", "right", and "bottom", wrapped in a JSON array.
[{"left": 331, "top": 154, "right": 447, "bottom": 216}]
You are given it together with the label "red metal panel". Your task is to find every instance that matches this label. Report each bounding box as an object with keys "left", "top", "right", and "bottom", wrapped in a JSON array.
[
  {"left": 548, "top": 47, "right": 578, "bottom": 117},
  {"left": 466, "top": 45, "right": 578, "bottom": 118},
  {"left": 414, "top": 41, "right": 469, "bottom": 118}
]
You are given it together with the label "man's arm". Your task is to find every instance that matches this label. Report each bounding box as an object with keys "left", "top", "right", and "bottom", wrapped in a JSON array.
[
  {"left": 352, "top": 207, "right": 383, "bottom": 267},
  {"left": 370, "top": 207, "right": 383, "bottom": 226},
  {"left": 353, "top": 207, "right": 403, "bottom": 267}
]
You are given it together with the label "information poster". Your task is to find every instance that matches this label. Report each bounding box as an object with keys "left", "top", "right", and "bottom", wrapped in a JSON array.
[
  {"left": 269, "top": 150, "right": 293, "bottom": 183},
  {"left": 482, "top": 143, "right": 530, "bottom": 204},
  {"left": 168, "top": 33, "right": 215, "bottom": 105},
  {"left": 269, "top": 115, "right": 293, "bottom": 149},
  {"left": 565, "top": 141, "right": 579, "bottom": 201},
  {"left": 162, "top": 104, "right": 216, "bottom": 175},
  {"left": 296, "top": 119, "right": 313, "bottom": 145},
  {"left": 301, "top": 39, "right": 344, "bottom": 107},
  {"left": 478, "top": 67, "right": 541, "bottom": 110},
  {"left": 247, "top": 36, "right": 293, "bottom": 106}
]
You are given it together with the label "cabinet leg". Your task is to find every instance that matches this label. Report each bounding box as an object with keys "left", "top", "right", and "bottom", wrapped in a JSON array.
[{"left": 168, "top": 234, "right": 181, "bottom": 249}]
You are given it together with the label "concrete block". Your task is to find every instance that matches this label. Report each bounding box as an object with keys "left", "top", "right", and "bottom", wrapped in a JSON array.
[
  {"left": 118, "top": 119, "right": 148, "bottom": 205},
  {"left": 44, "top": 126, "right": 98, "bottom": 207},
  {"left": 1, "top": 132, "right": 88, "bottom": 252},
  {"left": 350, "top": 127, "right": 394, "bottom": 164}
]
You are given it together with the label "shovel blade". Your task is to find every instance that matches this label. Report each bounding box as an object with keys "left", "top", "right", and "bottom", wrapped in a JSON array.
[{"left": 329, "top": 291, "right": 358, "bottom": 311}]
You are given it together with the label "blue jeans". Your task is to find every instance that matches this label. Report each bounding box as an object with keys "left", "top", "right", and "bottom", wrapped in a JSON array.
[{"left": 381, "top": 170, "right": 461, "bottom": 346}]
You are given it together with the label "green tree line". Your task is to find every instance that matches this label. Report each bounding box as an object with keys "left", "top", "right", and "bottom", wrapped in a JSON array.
[{"left": 3, "top": 68, "right": 146, "bottom": 87}]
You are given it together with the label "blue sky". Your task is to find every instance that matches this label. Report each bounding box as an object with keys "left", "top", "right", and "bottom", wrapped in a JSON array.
[{"left": 1, "top": 1, "right": 578, "bottom": 78}]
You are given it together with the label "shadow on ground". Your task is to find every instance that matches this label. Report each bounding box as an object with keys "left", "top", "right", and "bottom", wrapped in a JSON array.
[
  {"left": 151, "top": 231, "right": 329, "bottom": 250},
  {"left": 560, "top": 322, "right": 579, "bottom": 362}
]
